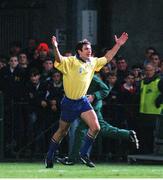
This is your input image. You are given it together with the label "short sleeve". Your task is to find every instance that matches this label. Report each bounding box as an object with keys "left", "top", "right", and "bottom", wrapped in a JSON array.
[
  {"left": 94, "top": 57, "right": 107, "bottom": 72},
  {"left": 54, "top": 57, "right": 72, "bottom": 74}
]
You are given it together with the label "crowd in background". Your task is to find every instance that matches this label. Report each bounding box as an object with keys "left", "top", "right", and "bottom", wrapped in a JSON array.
[{"left": 0, "top": 38, "right": 162, "bottom": 161}]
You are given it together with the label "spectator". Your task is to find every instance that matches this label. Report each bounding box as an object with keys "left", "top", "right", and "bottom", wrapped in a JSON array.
[
  {"left": 116, "top": 56, "right": 129, "bottom": 86},
  {"left": 26, "top": 68, "right": 49, "bottom": 156},
  {"left": 131, "top": 64, "right": 144, "bottom": 89},
  {"left": 150, "top": 52, "right": 161, "bottom": 74},
  {"left": 119, "top": 72, "right": 137, "bottom": 129},
  {"left": 103, "top": 72, "right": 119, "bottom": 123},
  {"left": 47, "top": 70, "right": 64, "bottom": 113},
  {"left": 9, "top": 41, "right": 22, "bottom": 56},
  {"left": 0, "top": 55, "right": 25, "bottom": 101},
  {"left": 143, "top": 47, "right": 157, "bottom": 66},
  {"left": 0, "top": 55, "right": 26, "bottom": 155},
  {"left": 159, "top": 60, "right": 163, "bottom": 78},
  {"left": 18, "top": 52, "right": 29, "bottom": 69},
  {"left": 29, "top": 42, "right": 50, "bottom": 73},
  {"left": 138, "top": 63, "right": 163, "bottom": 154},
  {"left": 24, "top": 37, "right": 38, "bottom": 63},
  {"left": 41, "top": 57, "right": 54, "bottom": 81},
  {"left": 0, "top": 55, "right": 7, "bottom": 69}
]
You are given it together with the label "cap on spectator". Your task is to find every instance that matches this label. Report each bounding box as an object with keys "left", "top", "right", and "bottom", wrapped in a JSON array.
[{"left": 37, "top": 43, "right": 49, "bottom": 53}]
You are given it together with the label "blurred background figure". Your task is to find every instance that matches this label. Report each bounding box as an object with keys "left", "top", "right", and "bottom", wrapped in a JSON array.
[{"left": 143, "top": 47, "right": 157, "bottom": 66}]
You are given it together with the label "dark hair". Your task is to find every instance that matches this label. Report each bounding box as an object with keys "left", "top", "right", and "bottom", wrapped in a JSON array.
[
  {"left": 29, "top": 68, "right": 40, "bottom": 77},
  {"left": 116, "top": 55, "right": 126, "bottom": 62},
  {"left": 131, "top": 64, "right": 143, "bottom": 70},
  {"left": 19, "top": 51, "right": 27, "bottom": 55},
  {"left": 75, "top": 39, "right": 91, "bottom": 55},
  {"left": 150, "top": 52, "right": 160, "bottom": 58},
  {"left": 145, "top": 47, "right": 157, "bottom": 53},
  {"left": 125, "top": 72, "right": 135, "bottom": 78},
  {"left": 50, "top": 69, "right": 61, "bottom": 76},
  {"left": 108, "top": 71, "right": 117, "bottom": 77},
  {"left": 44, "top": 56, "right": 53, "bottom": 62}
]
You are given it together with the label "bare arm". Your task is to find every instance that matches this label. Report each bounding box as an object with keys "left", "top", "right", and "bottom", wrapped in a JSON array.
[
  {"left": 105, "top": 32, "right": 128, "bottom": 63},
  {"left": 51, "top": 36, "right": 63, "bottom": 63}
]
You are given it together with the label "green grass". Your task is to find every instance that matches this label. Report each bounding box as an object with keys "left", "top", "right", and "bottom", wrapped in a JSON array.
[{"left": 0, "top": 162, "right": 163, "bottom": 178}]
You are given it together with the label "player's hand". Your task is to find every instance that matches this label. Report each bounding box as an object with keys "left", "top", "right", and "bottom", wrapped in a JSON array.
[
  {"left": 51, "top": 36, "right": 58, "bottom": 48},
  {"left": 114, "top": 32, "right": 128, "bottom": 46}
]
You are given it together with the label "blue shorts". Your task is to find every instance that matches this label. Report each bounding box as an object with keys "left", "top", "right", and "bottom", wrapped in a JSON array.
[{"left": 60, "top": 96, "right": 93, "bottom": 122}]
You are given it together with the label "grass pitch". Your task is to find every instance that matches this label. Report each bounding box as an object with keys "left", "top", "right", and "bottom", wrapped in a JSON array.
[{"left": 0, "top": 162, "right": 163, "bottom": 178}]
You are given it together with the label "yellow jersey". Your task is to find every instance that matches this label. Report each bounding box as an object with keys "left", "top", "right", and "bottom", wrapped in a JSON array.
[{"left": 54, "top": 56, "right": 107, "bottom": 99}]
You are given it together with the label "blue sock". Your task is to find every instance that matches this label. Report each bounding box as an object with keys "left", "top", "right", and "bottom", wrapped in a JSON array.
[
  {"left": 47, "top": 138, "right": 59, "bottom": 160},
  {"left": 80, "top": 133, "right": 95, "bottom": 157}
]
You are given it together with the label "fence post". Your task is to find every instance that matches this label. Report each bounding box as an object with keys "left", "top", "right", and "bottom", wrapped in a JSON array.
[{"left": 0, "top": 91, "right": 4, "bottom": 159}]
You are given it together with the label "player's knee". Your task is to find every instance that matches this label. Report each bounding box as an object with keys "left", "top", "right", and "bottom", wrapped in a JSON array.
[
  {"left": 96, "top": 124, "right": 101, "bottom": 133},
  {"left": 91, "top": 124, "right": 100, "bottom": 134}
]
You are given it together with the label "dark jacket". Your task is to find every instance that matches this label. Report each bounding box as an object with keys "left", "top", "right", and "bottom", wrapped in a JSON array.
[
  {"left": 26, "top": 80, "right": 48, "bottom": 109},
  {"left": 0, "top": 65, "right": 26, "bottom": 101}
]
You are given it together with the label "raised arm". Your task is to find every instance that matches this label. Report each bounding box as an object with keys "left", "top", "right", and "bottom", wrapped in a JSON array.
[
  {"left": 105, "top": 32, "right": 128, "bottom": 63},
  {"left": 51, "top": 36, "right": 63, "bottom": 63}
]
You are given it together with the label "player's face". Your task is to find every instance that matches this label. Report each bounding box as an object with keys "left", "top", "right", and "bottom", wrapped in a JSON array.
[{"left": 78, "top": 44, "right": 92, "bottom": 60}]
